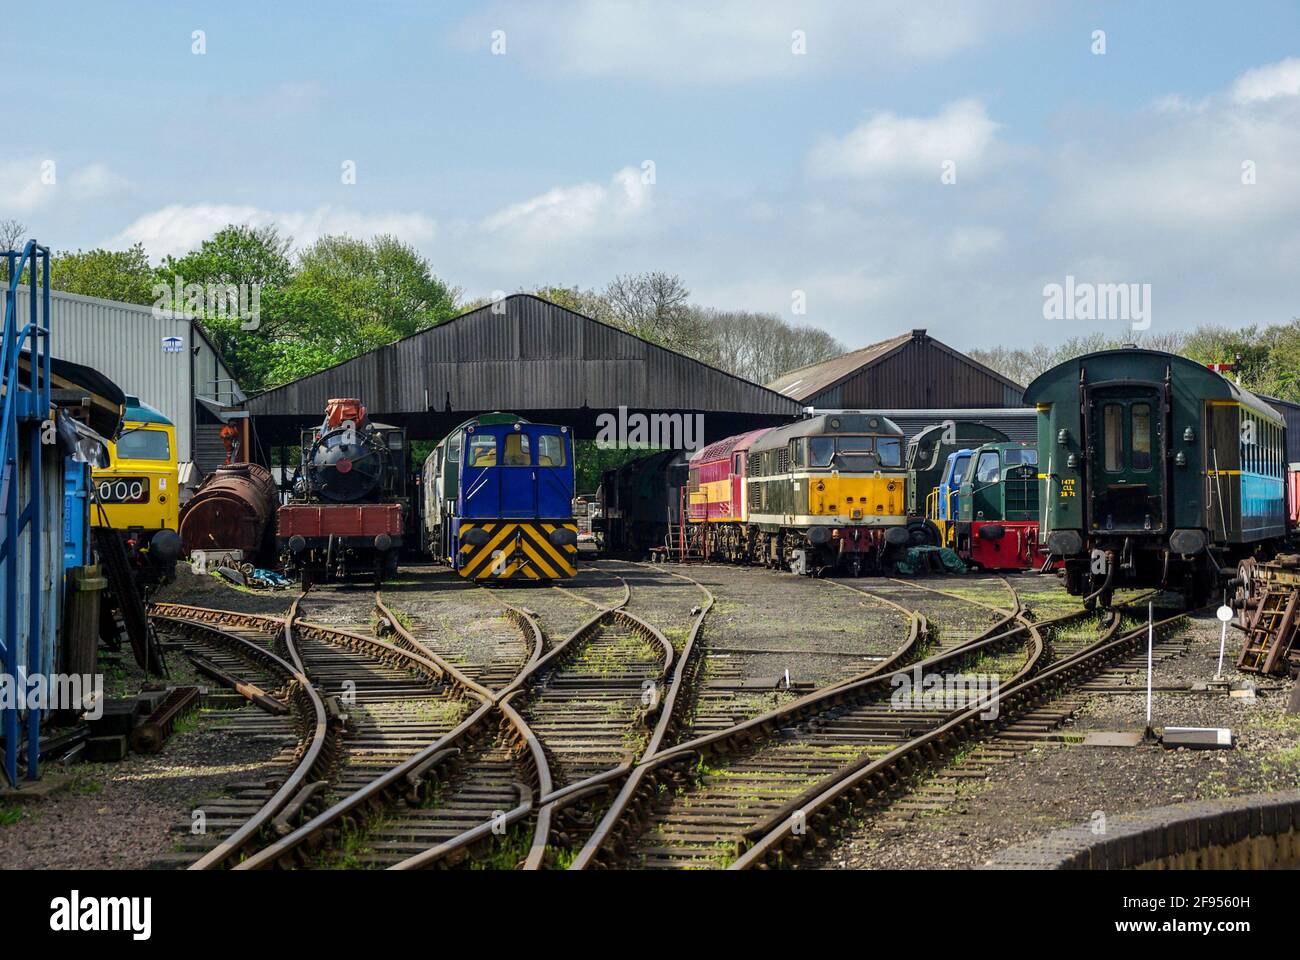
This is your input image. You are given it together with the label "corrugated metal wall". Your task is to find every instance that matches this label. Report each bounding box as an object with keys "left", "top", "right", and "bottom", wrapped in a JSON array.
[
  {"left": 14, "top": 288, "right": 245, "bottom": 463},
  {"left": 248, "top": 295, "right": 799, "bottom": 422},
  {"left": 809, "top": 337, "right": 1023, "bottom": 409}
]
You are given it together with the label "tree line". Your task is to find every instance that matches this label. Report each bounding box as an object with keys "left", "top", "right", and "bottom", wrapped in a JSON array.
[
  {"left": 970, "top": 326, "right": 1300, "bottom": 402},
  {"left": 7, "top": 215, "right": 1297, "bottom": 404},
  {"left": 1, "top": 218, "right": 843, "bottom": 395}
]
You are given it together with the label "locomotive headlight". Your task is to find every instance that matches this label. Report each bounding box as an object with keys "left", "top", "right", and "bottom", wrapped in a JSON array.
[
  {"left": 1175, "top": 451, "right": 1187, "bottom": 467},
  {"left": 886, "top": 482, "right": 896, "bottom": 491},
  {"left": 816, "top": 481, "right": 825, "bottom": 492},
  {"left": 1057, "top": 428, "right": 1070, "bottom": 447},
  {"left": 1067, "top": 454, "right": 1078, "bottom": 468}
]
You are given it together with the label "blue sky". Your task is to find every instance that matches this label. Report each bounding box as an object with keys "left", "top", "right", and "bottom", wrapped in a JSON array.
[{"left": 7, "top": 1, "right": 1300, "bottom": 352}]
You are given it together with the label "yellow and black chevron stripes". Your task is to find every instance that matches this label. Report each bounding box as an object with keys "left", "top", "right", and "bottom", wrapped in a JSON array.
[{"left": 456, "top": 521, "right": 579, "bottom": 580}]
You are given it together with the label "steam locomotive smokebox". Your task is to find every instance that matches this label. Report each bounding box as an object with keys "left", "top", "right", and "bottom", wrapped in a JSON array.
[
  {"left": 179, "top": 462, "right": 278, "bottom": 556},
  {"left": 307, "top": 398, "right": 387, "bottom": 502}
]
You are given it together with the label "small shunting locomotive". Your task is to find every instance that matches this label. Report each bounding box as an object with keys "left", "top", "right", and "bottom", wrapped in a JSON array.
[
  {"left": 278, "top": 398, "right": 408, "bottom": 586},
  {"left": 421, "top": 413, "right": 579, "bottom": 580}
]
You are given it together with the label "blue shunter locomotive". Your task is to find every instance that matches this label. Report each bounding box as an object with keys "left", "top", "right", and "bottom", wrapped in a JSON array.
[{"left": 421, "top": 413, "right": 579, "bottom": 580}]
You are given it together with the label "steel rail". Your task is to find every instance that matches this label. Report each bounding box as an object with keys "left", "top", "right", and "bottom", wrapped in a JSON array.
[
  {"left": 730, "top": 607, "right": 1189, "bottom": 868},
  {"left": 235, "top": 586, "right": 551, "bottom": 869},
  {"left": 570, "top": 582, "right": 1130, "bottom": 869},
  {"left": 148, "top": 599, "right": 336, "bottom": 869}
]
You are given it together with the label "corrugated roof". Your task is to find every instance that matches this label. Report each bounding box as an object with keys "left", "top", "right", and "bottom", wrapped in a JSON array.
[
  {"left": 765, "top": 332, "right": 912, "bottom": 400},
  {"left": 765, "top": 329, "right": 1024, "bottom": 404}
]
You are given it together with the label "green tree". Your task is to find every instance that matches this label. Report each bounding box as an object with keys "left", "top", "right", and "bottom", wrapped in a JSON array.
[{"left": 49, "top": 244, "right": 157, "bottom": 304}]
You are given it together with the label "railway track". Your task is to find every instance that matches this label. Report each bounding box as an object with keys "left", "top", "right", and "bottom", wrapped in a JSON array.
[
  {"left": 147, "top": 600, "right": 333, "bottom": 870},
  {"left": 569, "top": 578, "right": 1181, "bottom": 870}
]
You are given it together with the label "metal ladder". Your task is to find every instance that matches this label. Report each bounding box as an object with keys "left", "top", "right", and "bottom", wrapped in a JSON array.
[
  {"left": 1238, "top": 586, "right": 1299, "bottom": 675},
  {"left": 1, "top": 240, "right": 53, "bottom": 785}
]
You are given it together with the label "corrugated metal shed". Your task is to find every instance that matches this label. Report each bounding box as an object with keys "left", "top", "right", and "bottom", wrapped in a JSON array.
[
  {"left": 12, "top": 288, "right": 246, "bottom": 465},
  {"left": 246, "top": 295, "right": 800, "bottom": 445},
  {"left": 768, "top": 329, "right": 1024, "bottom": 409}
]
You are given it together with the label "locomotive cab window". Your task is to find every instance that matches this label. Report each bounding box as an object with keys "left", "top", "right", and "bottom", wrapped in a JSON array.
[
  {"left": 875, "top": 437, "right": 902, "bottom": 467},
  {"left": 504, "top": 433, "right": 531, "bottom": 466},
  {"left": 1131, "top": 404, "right": 1152, "bottom": 471},
  {"left": 975, "top": 451, "right": 1000, "bottom": 484},
  {"left": 537, "top": 433, "right": 565, "bottom": 467},
  {"left": 116, "top": 428, "right": 170, "bottom": 461},
  {"left": 467, "top": 434, "right": 497, "bottom": 467},
  {"left": 809, "top": 437, "right": 835, "bottom": 468}
]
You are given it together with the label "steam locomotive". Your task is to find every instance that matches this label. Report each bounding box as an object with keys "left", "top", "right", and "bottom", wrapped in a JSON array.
[{"left": 277, "top": 397, "right": 409, "bottom": 586}]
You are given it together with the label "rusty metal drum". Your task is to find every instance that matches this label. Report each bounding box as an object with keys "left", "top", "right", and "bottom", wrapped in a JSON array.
[{"left": 179, "top": 462, "right": 278, "bottom": 555}]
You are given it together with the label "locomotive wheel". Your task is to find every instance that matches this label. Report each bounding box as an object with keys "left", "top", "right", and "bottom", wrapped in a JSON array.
[{"left": 906, "top": 519, "right": 942, "bottom": 548}]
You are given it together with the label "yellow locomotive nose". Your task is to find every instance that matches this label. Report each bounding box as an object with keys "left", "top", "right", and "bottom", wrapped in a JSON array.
[{"left": 808, "top": 476, "right": 903, "bottom": 517}]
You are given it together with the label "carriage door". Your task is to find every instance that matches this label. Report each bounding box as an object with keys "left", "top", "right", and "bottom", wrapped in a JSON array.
[
  {"left": 1088, "top": 388, "right": 1164, "bottom": 532},
  {"left": 731, "top": 453, "right": 744, "bottom": 518}
]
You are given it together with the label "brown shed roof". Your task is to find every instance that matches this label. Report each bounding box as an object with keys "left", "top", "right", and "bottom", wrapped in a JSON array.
[{"left": 765, "top": 329, "right": 1024, "bottom": 404}]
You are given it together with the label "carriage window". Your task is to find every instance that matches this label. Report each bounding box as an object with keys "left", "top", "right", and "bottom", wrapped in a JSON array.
[
  {"left": 875, "top": 437, "right": 902, "bottom": 467},
  {"left": 467, "top": 434, "right": 497, "bottom": 467},
  {"left": 1004, "top": 448, "right": 1038, "bottom": 466},
  {"left": 1103, "top": 404, "right": 1124, "bottom": 472},
  {"left": 809, "top": 437, "right": 835, "bottom": 467},
  {"left": 504, "top": 433, "right": 531, "bottom": 466},
  {"left": 975, "top": 451, "right": 1000, "bottom": 484},
  {"left": 951, "top": 454, "right": 972, "bottom": 484},
  {"left": 791, "top": 442, "right": 805, "bottom": 468},
  {"left": 536, "top": 433, "right": 565, "bottom": 467},
  {"left": 448, "top": 436, "right": 461, "bottom": 463},
  {"left": 1131, "top": 404, "right": 1152, "bottom": 471},
  {"left": 735, "top": 453, "right": 744, "bottom": 473}
]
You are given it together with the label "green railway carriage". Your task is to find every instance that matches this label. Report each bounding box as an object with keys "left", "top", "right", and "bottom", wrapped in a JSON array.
[{"left": 1024, "top": 348, "right": 1288, "bottom": 606}]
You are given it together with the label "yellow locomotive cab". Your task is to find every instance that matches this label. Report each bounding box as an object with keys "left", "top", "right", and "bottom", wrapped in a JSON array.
[{"left": 91, "top": 397, "right": 179, "bottom": 535}]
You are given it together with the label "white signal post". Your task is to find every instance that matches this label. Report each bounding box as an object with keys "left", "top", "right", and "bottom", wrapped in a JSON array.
[
  {"left": 1145, "top": 601, "right": 1154, "bottom": 734},
  {"left": 1216, "top": 604, "right": 1234, "bottom": 680}
]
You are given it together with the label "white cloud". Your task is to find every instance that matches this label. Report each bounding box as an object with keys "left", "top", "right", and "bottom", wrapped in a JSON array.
[
  {"left": 807, "top": 100, "right": 1000, "bottom": 180},
  {"left": 1056, "top": 74, "right": 1300, "bottom": 232},
  {"left": 472, "top": 166, "right": 654, "bottom": 269},
  {"left": 0, "top": 158, "right": 125, "bottom": 213},
  {"left": 458, "top": 0, "right": 1013, "bottom": 84},
  {"left": 1232, "top": 57, "right": 1300, "bottom": 103},
  {"left": 108, "top": 204, "right": 436, "bottom": 260}
]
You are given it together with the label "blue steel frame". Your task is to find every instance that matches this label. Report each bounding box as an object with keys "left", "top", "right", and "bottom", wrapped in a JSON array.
[{"left": 1, "top": 240, "right": 52, "bottom": 785}]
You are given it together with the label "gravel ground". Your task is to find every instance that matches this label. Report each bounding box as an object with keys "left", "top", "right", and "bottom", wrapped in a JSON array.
[
  {"left": 152, "top": 565, "right": 297, "bottom": 617},
  {"left": 820, "top": 609, "right": 1300, "bottom": 869},
  {"left": 0, "top": 717, "right": 290, "bottom": 869}
]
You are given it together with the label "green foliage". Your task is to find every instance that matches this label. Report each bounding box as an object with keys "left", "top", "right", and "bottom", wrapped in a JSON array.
[
  {"left": 143, "top": 227, "right": 461, "bottom": 392},
  {"left": 49, "top": 244, "right": 158, "bottom": 305}
]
